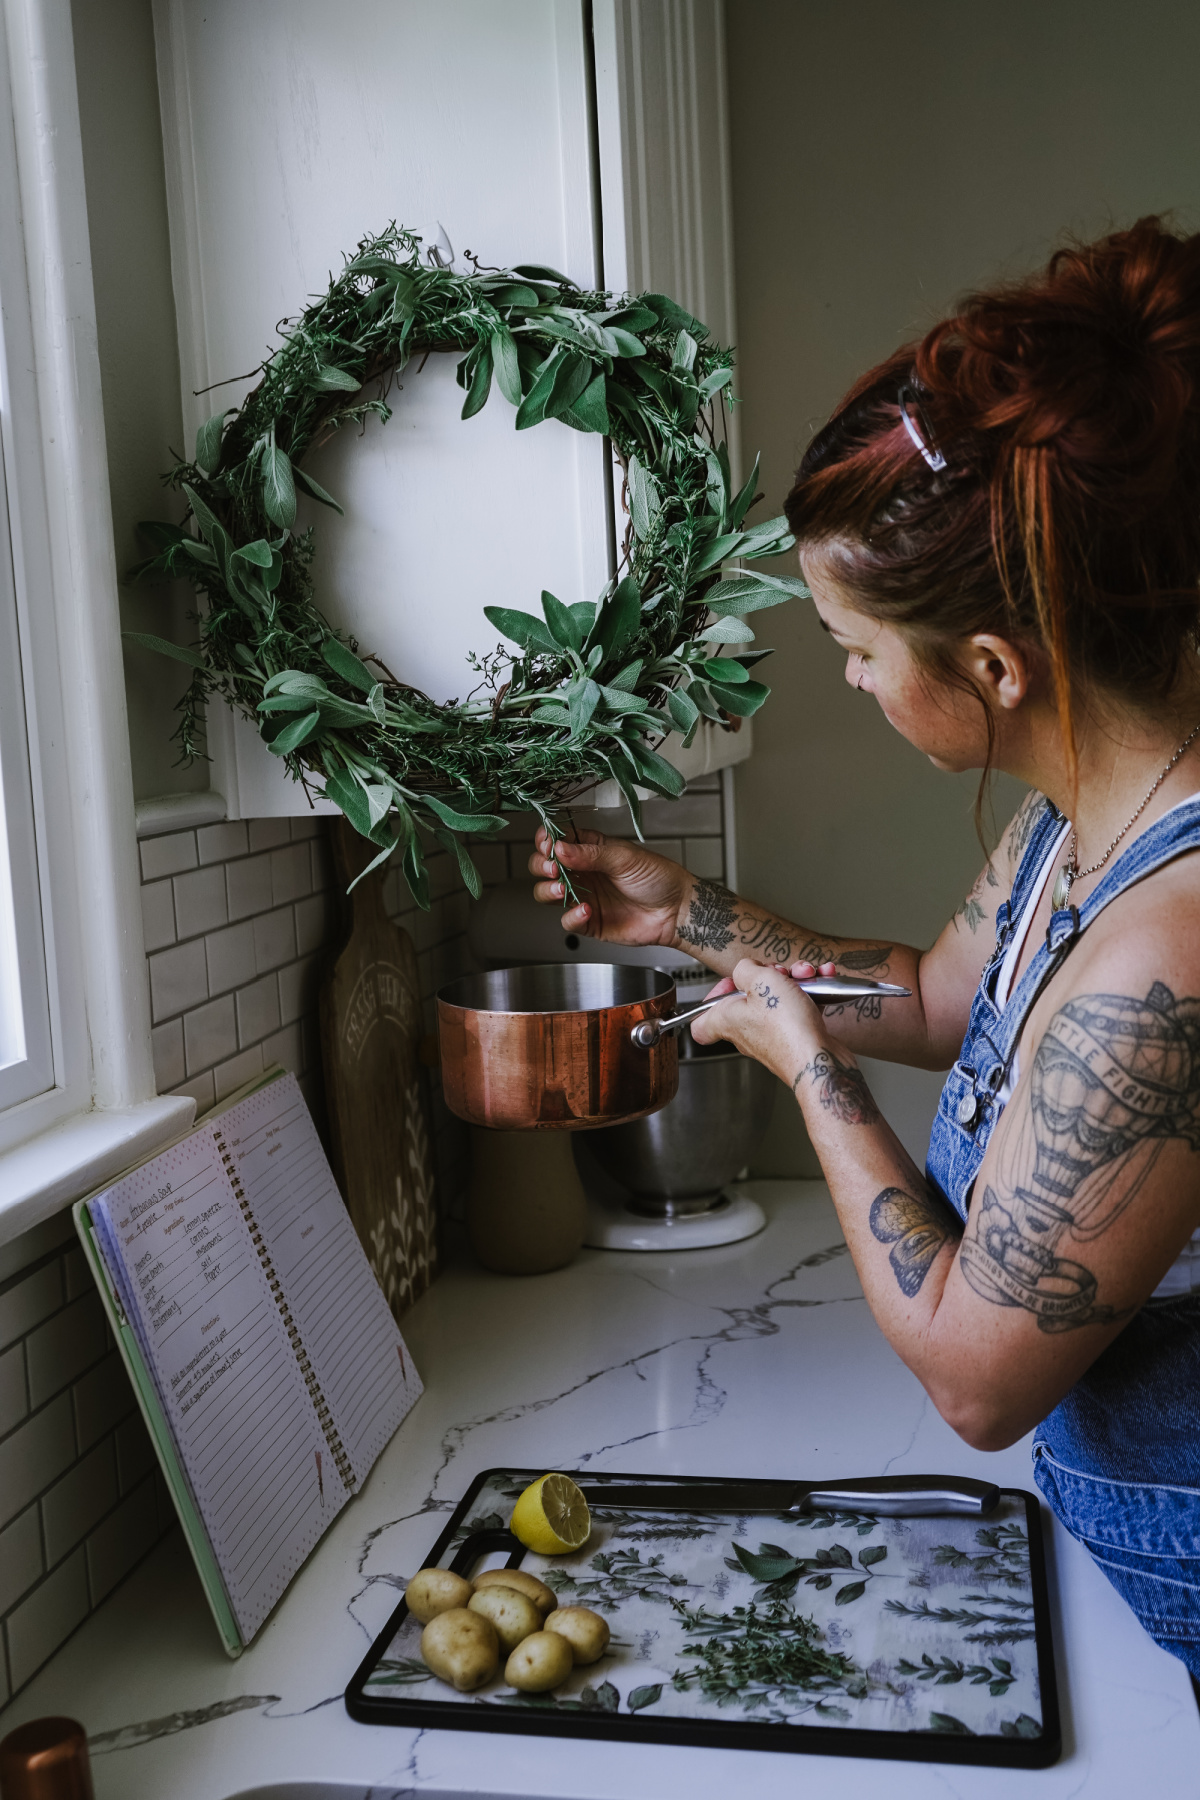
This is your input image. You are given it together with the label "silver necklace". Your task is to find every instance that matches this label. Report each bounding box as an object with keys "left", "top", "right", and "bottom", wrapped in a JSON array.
[{"left": 1050, "top": 720, "right": 1200, "bottom": 911}]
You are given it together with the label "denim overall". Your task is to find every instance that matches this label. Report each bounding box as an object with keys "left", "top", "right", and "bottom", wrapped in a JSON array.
[{"left": 926, "top": 797, "right": 1200, "bottom": 1677}]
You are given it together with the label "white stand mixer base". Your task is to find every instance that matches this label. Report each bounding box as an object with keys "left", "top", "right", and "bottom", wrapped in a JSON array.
[{"left": 583, "top": 1188, "right": 767, "bottom": 1252}]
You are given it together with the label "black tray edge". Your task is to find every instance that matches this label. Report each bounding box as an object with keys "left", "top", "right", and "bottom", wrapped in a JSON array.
[{"left": 344, "top": 1467, "right": 1061, "bottom": 1770}]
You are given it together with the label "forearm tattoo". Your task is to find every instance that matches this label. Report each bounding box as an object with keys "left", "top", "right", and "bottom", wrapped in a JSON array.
[
  {"left": 871, "top": 1186, "right": 961, "bottom": 1297},
  {"left": 794, "top": 1048, "right": 880, "bottom": 1125},
  {"left": 677, "top": 880, "right": 893, "bottom": 984},
  {"left": 960, "top": 980, "right": 1200, "bottom": 1333}
]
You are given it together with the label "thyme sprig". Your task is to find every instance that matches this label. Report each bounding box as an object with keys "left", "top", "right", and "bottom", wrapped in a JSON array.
[{"left": 128, "top": 224, "right": 805, "bottom": 902}]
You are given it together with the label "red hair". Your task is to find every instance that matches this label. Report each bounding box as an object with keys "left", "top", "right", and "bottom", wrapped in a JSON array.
[{"left": 785, "top": 218, "right": 1200, "bottom": 784}]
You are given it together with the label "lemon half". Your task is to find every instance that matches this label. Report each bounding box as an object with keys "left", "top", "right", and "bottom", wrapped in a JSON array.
[{"left": 510, "top": 1473, "right": 591, "bottom": 1555}]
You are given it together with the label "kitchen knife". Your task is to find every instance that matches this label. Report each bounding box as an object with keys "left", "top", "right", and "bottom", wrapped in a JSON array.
[
  {"left": 580, "top": 1474, "right": 1000, "bottom": 1518},
  {"left": 631, "top": 977, "right": 913, "bottom": 1049}
]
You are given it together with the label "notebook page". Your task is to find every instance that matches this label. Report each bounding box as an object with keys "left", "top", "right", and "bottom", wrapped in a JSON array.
[
  {"left": 218, "top": 1073, "right": 422, "bottom": 1486},
  {"left": 88, "top": 1129, "right": 349, "bottom": 1640}
]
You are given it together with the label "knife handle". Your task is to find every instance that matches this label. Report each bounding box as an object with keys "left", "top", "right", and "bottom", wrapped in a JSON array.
[{"left": 803, "top": 1475, "right": 1000, "bottom": 1517}]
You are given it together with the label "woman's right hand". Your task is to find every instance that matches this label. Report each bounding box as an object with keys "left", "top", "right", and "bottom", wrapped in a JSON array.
[{"left": 528, "top": 826, "right": 692, "bottom": 946}]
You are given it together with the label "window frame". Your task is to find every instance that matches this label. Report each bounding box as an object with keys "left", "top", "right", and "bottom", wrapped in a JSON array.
[{"left": 0, "top": 0, "right": 191, "bottom": 1240}]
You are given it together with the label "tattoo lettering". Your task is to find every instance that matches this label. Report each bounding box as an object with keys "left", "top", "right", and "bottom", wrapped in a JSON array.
[
  {"left": 794, "top": 1048, "right": 880, "bottom": 1125},
  {"left": 678, "top": 878, "right": 737, "bottom": 953},
  {"left": 738, "top": 913, "right": 802, "bottom": 963},
  {"left": 871, "top": 1186, "right": 961, "bottom": 1297},
  {"left": 960, "top": 981, "right": 1200, "bottom": 1332}
]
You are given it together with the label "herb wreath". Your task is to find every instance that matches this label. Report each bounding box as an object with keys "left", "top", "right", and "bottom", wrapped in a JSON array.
[{"left": 128, "top": 225, "right": 806, "bottom": 904}]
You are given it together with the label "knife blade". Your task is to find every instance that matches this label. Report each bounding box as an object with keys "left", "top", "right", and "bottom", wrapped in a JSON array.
[{"left": 579, "top": 1474, "right": 1000, "bottom": 1519}]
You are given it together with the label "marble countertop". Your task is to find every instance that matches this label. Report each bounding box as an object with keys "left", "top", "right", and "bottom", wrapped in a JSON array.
[{"left": 4, "top": 1181, "right": 1197, "bottom": 1798}]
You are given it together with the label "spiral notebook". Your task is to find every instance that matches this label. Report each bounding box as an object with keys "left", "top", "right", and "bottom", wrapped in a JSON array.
[{"left": 74, "top": 1068, "right": 423, "bottom": 1655}]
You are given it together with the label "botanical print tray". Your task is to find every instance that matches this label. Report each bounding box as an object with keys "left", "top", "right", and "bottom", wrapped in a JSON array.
[{"left": 345, "top": 1468, "right": 1060, "bottom": 1768}]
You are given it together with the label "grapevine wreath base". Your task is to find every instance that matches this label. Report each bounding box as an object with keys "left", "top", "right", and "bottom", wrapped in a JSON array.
[{"left": 130, "top": 227, "right": 806, "bottom": 903}]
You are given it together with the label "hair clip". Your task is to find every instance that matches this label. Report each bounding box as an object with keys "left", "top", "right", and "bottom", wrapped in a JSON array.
[{"left": 897, "top": 383, "right": 947, "bottom": 472}]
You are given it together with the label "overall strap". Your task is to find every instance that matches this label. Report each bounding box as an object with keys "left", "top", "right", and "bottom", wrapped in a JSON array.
[
  {"left": 989, "top": 796, "right": 1066, "bottom": 960},
  {"left": 995, "top": 796, "right": 1200, "bottom": 1068}
]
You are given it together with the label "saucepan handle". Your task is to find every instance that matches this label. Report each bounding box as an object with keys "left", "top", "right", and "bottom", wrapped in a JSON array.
[{"left": 631, "top": 976, "right": 913, "bottom": 1049}]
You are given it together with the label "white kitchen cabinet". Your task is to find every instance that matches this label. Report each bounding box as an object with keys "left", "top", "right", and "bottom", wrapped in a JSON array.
[{"left": 153, "top": 0, "right": 743, "bottom": 816}]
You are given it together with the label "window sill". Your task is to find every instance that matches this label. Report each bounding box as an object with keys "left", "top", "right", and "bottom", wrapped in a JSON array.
[{"left": 0, "top": 1095, "right": 194, "bottom": 1247}]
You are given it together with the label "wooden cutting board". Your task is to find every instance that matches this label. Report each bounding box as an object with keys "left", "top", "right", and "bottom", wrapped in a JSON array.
[{"left": 319, "top": 820, "right": 438, "bottom": 1319}]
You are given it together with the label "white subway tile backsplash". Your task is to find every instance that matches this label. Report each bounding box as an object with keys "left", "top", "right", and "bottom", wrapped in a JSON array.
[
  {"left": 205, "top": 920, "right": 258, "bottom": 995},
  {"left": 173, "top": 864, "right": 229, "bottom": 939},
  {"left": 226, "top": 852, "right": 273, "bottom": 921},
  {"left": 63, "top": 1249, "right": 90, "bottom": 1303},
  {"left": 289, "top": 816, "right": 320, "bottom": 841},
  {"left": 294, "top": 892, "right": 330, "bottom": 955},
  {"left": 86, "top": 1478, "right": 158, "bottom": 1605},
  {"left": 41, "top": 1441, "right": 118, "bottom": 1566},
  {"left": 114, "top": 1413, "right": 156, "bottom": 1496},
  {"left": 170, "top": 1070, "right": 215, "bottom": 1114},
  {"left": 73, "top": 1351, "right": 134, "bottom": 1453},
  {"left": 6, "top": 1547, "right": 89, "bottom": 1691},
  {"left": 310, "top": 835, "right": 333, "bottom": 891},
  {"left": 0, "top": 1396, "right": 75, "bottom": 1530},
  {"left": 213, "top": 1046, "right": 264, "bottom": 1102},
  {"left": 26, "top": 1294, "right": 107, "bottom": 1410},
  {"left": 0, "top": 1507, "right": 43, "bottom": 1617},
  {"left": 139, "top": 829, "right": 197, "bottom": 882},
  {"left": 277, "top": 956, "right": 317, "bottom": 1026},
  {"left": 151, "top": 1019, "right": 186, "bottom": 1093},
  {"left": 0, "top": 1344, "right": 27, "bottom": 1437},
  {"left": 140, "top": 879, "right": 176, "bottom": 953},
  {"left": 149, "top": 939, "right": 209, "bottom": 1022},
  {"left": 0, "top": 1263, "right": 63, "bottom": 1354},
  {"left": 197, "top": 820, "right": 248, "bottom": 864},
  {"left": 270, "top": 843, "right": 311, "bottom": 906},
  {"left": 259, "top": 1022, "right": 304, "bottom": 1077},
  {"left": 254, "top": 906, "right": 297, "bottom": 974},
  {"left": 183, "top": 995, "right": 238, "bottom": 1076},
  {"left": 645, "top": 838, "right": 684, "bottom": 864},
  {"left": 236, "top": 974, "right": 281, "bottom": 1048},
  {"left": 248, "top": 819, "right": 290, "bottom": 852}
]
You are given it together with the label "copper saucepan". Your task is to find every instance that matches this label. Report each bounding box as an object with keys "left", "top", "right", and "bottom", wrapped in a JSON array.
[{"left": 437, "top": 964, "right": 678, "bottom": 1131}]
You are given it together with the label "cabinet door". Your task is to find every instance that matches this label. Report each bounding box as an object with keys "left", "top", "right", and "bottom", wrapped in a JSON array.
[{"left": 155, "top": 0, "right": 610, "bottom": 816}]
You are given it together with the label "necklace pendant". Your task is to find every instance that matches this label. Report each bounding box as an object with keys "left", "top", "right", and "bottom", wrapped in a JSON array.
[{"left": 1050, "top": 863, "right": 1074, "bottom": 911}]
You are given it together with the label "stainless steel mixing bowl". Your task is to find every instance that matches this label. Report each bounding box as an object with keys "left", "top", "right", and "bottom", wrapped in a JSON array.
[{"left": 584, "top": 1034, "right": 778, "bottom": 1216}]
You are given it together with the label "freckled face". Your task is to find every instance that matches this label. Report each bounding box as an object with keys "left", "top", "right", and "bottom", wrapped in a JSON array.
[{"left": 802, "top": 550, "right": 991, "bottom": 772}]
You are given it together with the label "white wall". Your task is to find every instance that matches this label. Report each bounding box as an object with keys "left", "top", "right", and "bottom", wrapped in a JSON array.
[{"left": 725, "top": 0, "right": 1200, "bottom": 1173}]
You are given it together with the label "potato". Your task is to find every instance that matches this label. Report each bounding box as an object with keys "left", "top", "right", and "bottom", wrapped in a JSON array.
[
  {"left": 544, "top": 1605, "right": 611, "bottom": 1666},
  {"left": 472, "top": 1567, "right": 558, "bottom": 1617},
  {"left": 420, "top": 1608, "right": 498, "bottom": 1692},
  {"left": 468, "top": 1584, "right": 543, "bottom": 1656},
  {"left": 405, "top": 1567, "right": 474, "bottom": 1625},
  {"left": 505, "top": 1629, "right": 575, "bottom": 1693}
]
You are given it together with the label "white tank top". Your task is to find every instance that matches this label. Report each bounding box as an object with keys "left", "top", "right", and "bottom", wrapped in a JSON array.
[{"left": 992, "top": 803, "right": 1200, "bottom": 1299}]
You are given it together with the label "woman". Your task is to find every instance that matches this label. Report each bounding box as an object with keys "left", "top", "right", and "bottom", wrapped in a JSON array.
[{"left": 529, "top": 218, "right": 1200, "bottom": 1678}]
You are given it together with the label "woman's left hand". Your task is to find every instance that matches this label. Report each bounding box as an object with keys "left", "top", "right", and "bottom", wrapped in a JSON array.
[{"left": 689, "top": 957, "right": 835, "bottom": 1081}]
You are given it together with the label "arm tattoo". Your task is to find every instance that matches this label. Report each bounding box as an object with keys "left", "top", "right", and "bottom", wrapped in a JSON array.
[
  {"left": 871, "top": 1186, "right": 961, "bottom": 1297},
  {"left": 961, "top": 980, "right": 1200, "bottom": 1333},
  {"left": 678, "top": 878, "right": 737, "bottom": 953},
  {"left": 953, "top": 861, "right": 1000, "bottom": 935},
  {"left": 794, "top": 1048, "right": 880, "bottom": 1125},
  {"left": 1007, "top": 791, "right": 1045, "bottom": 870}
]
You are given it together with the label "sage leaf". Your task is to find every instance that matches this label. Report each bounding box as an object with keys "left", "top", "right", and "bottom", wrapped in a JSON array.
[
  {"left": 460, "top": 344, "right": 493, "bottom": 419},
  {"left": 598, "top": 686, "right": 648, "bottom": 715},
  {"left": 835, "top": 1580, "right": 867, "bottom": 1606},
  {"left": 706, "top": 678, "right": 769, "bottom": 716},
  {"left": 435, "top": 826, "right": 483, "bottom": 899},
  {"left": 704, "top": 576, "right": 794, "bottom": 616},
  {"left": 859, "top": 1544, "right": 888, "bottom": 1567},
  {"left": 323, "top": 637, "right": 377, "bottom": 692},
  {"left": 589, "top": 576, "right": 641, "bottom": 660},
  {"left": 732, "top": 1542, "right": 802, "bottom": 1583},
  {"left": 627, "top": 455, "right": 661, "bottom": 540},
  {"left": 627, "top": 1684, "right": 662, "bottom": 1714},
  {"left": 728, "top": 453, "right": 761, "bottom": 529},
  {"left": 604, "top": 753, "right": 644, "bottom": 837},
  {"left": 293, "top": 465, "right": 345, "bottom": 514},
  {"left": 266, "top": 709, "right": 322, "bottom": 754},
  {"left": 568, "top": 678, "right": 601, "bottom": 737},
  {"left": 403, "top": 837, "right": 430, "bottom": 910},
  {"left": 699, "top": 365, "right": 734, "bottom": 402},
  {"left": 261, "top": 442, "right": 297, "bottom": 528},
  {"left": 672, "top": 329, "right": 698, "bottom": 374},
  {"left": 312, "top": 363, "right": 361, "bottom": 392},
  {"left": 692, "top": 530, "right": 744, "bottom": 573},
  {"left": 541, "top": 590, "right": 583, "bottom": 652},
  {"left": 483, "top": 605, "right": 560, "bottom": 657},
  {"left": 565, "top": 370, "right": 609, "bottom": 433},
  {"left": 322, "top": 766, "right": 373, "bottom": 836},
  {"left": 194, "top": 409, "right": 230, "bottom": 475},
  {"left": 627, "top": 741, "right": 685, "bottom": 797},
  {"left": 608, "top": 326, "right": 646, "bottom": 359},
  {"left": 491, "top": 324, "right": 522, "bottom": 405},
  {"left": 667, "top": 687, "right": 700, "bottom": 733},
  {"left": 346, "top": 831, "right": 400, "bottom": 890},
  {"left": 123, "top": 631, "right": 207, "bottom": 669},
  {"left": 699, "top": 617, "right": 755, "bottom": 643},
  {"left": 421, "top": 794, "right": 506, "bottom": 833},
  {"left": 704, "top": 655, "right": 750, "bottom": 684},
  {"left": 641, "top": 292, "right": 706, "bottom": 336},
  {"left": 606, "top": 657, "right": 643, "bottom": 692}
]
